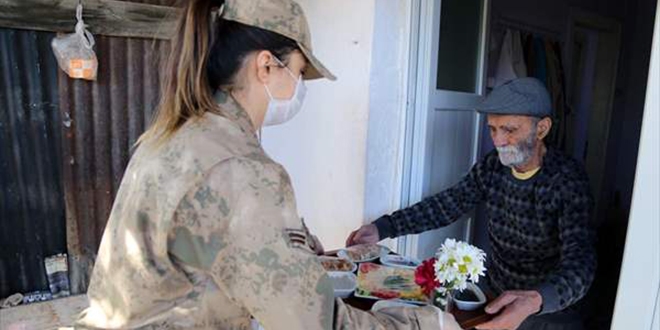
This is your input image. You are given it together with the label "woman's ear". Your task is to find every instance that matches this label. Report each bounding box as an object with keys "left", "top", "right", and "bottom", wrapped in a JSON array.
[
  {"left": 537, "top": 117, "right": 553, "bottom": 140},
  {"left": 255, "top": 50, "right": 273, "bottom": 84}
]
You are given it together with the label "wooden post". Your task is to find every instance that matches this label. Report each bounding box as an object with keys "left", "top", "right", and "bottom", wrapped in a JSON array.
[
  {"left": 0, "top": 294, "right": 89, "bottom": 328},
  {"left": 0, "top": 0, "right": 181, "bottom": 40}
]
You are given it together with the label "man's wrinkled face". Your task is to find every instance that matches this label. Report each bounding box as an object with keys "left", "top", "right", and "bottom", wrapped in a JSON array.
[{"left": 487, "top": 115, "right": 539, "bottom": 167}]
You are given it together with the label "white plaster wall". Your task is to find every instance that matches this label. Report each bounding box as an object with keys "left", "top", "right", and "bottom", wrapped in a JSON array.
[
  {"left": 363, "top": 0, "right": 412, "bottom": 252},
  {"left": 363, "top": 0, "right": 410, "bottom": 222},
  {"left": 261, "top": 0, "right": 376, "bottom": 250}
]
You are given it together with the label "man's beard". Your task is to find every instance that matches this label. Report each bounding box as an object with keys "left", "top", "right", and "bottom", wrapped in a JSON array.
[{"left": 496, "top": 131, "right": 537, "bottom": 167}]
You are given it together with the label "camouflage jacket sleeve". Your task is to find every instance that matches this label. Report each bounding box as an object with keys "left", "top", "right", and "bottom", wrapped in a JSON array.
[{"left": 168, "top": 157, "right": 451, "bottom": 329}]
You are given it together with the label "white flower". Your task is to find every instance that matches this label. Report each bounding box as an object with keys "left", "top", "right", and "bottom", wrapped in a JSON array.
[
  {"left": 433, "top": 238, "right": 487, "bottom": 293},
  {"left": 443, "top": 238, "right": 458, "bottom": 250}
]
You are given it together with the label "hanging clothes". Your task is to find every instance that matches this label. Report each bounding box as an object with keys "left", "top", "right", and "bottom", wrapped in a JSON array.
[
  {"left": 487, "top": 31, "right": 504, "bottom": 88},
  {"left": 494, "top": 29, "right": 528, "bottom": 87},
  {"left": 511, "top": 30, "right": 528, "bottom": 78},
  {"left": 524, "top": 33, "right": 536, "bottom": 77},
  {"left": 545, "top": 39, "right": 569, "bottom": 149},
  {"left": 532, "top": 36, "right": 548, "bottom": 84}
]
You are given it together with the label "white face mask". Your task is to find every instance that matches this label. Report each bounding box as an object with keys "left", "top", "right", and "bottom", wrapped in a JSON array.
[{"left": 262, "top": 59, "right": 307, "bottom": 127}]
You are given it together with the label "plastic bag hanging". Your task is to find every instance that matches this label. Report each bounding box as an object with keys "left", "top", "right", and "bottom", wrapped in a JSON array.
[{"left": 51, "top": 2, "right": 98, "bottom": 80}]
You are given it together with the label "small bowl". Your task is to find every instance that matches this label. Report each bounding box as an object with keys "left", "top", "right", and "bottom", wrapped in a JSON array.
[
  {"left": 453, "top": 283, "right": 487, "bottom": 311},
  {"left": 380, "top": 254, "right": 421, "bottom": 269},
  {"left": 327, "top": 271, "right": 357, "bottom": 298},
  {"left": 371, "top": 299, "right": 419, "bottom": 311}
]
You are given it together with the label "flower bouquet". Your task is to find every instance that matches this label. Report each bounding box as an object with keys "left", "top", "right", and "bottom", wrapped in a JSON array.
[{"left": 414, "top": 238, "right": 486, "bottom": 310}]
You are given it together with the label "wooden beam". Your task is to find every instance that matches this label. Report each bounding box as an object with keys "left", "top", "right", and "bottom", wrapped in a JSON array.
[
  {"left": 0, "top": 294, "right": 89, "bottom": 329},
  {"left": 0, "top": 0, "right": 181, "bottom": 40}
]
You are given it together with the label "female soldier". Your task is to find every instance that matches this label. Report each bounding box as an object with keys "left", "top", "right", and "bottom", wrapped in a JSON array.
[{"left": 75, "top": 0, "right": 460, "bottom": 329}]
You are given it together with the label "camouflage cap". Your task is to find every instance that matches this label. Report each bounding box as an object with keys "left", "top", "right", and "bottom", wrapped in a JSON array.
[{"left": 222, "top": 0, "right": 336, "bottom": 81}]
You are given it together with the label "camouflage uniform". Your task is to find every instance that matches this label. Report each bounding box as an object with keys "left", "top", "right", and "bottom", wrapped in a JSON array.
[
  {"left": 75, "top": 0, "right": 459, "bottom": 329},
  {"left": 75, "top": 92, "right": 456, "bottom": 329}
]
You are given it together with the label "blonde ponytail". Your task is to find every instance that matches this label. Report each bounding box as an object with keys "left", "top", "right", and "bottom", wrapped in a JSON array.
[{"left": 139, "top": 0, "right": 223, "bottom": 145}]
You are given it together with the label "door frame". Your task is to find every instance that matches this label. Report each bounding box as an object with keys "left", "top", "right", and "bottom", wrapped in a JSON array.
[
  {"left": 610, "top": 3, "right": 660, "bottom": 329},
  {"left": 398, "top": 0, "right": 492, "bottom": 257},
  {"left": 563, "top": 9, "right": 622, "bottom": 225}
]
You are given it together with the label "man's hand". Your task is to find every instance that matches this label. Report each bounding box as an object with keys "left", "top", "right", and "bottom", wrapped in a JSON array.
[
  {"left": 475, "top": 290, "right": 543, "bottom": 330},
  {"left": 345, "top": 224, "right": 380, "bottom": 247}
]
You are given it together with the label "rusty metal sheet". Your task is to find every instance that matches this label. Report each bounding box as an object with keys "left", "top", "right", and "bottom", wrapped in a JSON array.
[
  {"left": 2, "top": 0, "right": 176, "bottom": 297},
  {"left": 0, "top": 27, "right": 66, "bottom": 298}
]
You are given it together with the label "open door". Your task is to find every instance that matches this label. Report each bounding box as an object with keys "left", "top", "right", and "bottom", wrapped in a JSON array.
[
  {"left": 400, "top": 0, "right": 491, "bottom": 259},
  {"left": 564, "top": 10, "right": 622, "bottom": 226},
  {"left": 610, "top": 3, "right": 660, "bottom": 329}
]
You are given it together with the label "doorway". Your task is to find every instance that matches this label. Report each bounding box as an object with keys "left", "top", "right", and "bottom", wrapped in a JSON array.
[
  {"left": 399, "top": 0, "right": 490, "bottom": 260},
  {"left": 398, "top": 0, "right": 658, "bottom": 329},
  {"left": 564, "top": 10, "right": 622, "bottom": 225}
]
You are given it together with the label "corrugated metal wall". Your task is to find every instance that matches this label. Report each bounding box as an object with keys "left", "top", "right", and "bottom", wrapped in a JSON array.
[
  {"left": 1, "top": 0, "right": 176, "bottom": 297},
  {"left": 59, "top": 0, "right": 176, "bottom": 294},
  {"left": 61, "top": 29, "right": 169, "bottom": 294},
  {"left": 0, "top": 28, "right": 66, "bottom": 299}
]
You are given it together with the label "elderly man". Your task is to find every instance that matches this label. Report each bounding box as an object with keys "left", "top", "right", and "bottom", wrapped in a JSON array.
[{"left": 347, "top": 78, "right": 596, "bottom": 330}]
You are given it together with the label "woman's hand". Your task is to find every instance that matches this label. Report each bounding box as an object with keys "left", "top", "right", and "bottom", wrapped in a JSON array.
[
  {"left": 310, "top": 235, "right": 325, "bottom": 255},
  {"left": 439, "top": 311, "right": 462, "bottom": 330}
]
